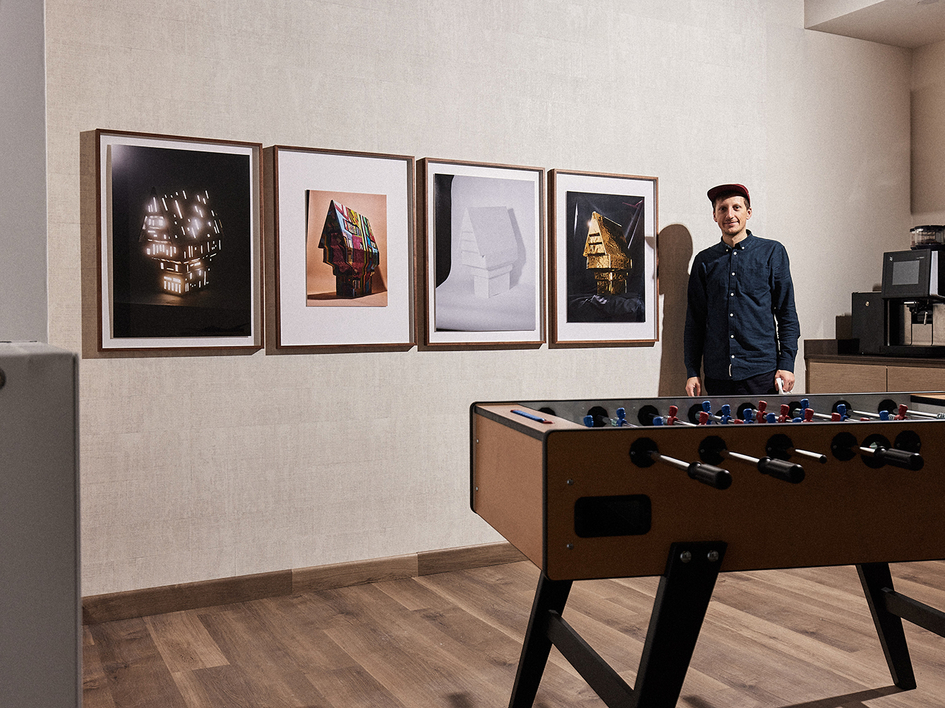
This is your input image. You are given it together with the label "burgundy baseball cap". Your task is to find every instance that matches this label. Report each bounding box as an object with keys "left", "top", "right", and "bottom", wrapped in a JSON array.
[{"left": 707, "top": 183, "right": 750, "bottom": 206}]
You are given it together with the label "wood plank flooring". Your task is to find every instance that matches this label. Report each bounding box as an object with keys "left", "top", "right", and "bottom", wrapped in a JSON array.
[{"left": 83, "top": 560, "right": 945, "bottom": 707}]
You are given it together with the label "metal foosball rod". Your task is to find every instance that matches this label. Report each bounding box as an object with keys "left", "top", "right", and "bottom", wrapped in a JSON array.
[
  {"left": 775, "top": 403, "right": 813, "bottom": 423},
  {"left": 850, "top": 409, "right": 882, "bottom": 419},
  {"left": 806, "top": 406, "right": 856, "bottom": 422},
  {"left": 747, "top": 400, "right": 809, "bottom": 424},
  {"left": 629, "top": 438, "right": 732, "bottom": 490},
  {"left": 847, "top": 403, "right": 905, "bottom": 420},
  {"left": 653, "top": 405, "right": 696, "bottom": 426},
  {"left": 697, "top": 401, "right": 746, "bottom": 425},
  {"left": 735, "top": 400, "right": 794, "bottom": 424},
  {"left": 583, "top": 407, "right": 636, "bottom": 428},
  {"left": 699, "top": 435, "right": 806, "bottom": 484},
  {"left": 869, "top": 403, "right": 945, "bottom": 421},
  {"left": 698, "top": 401, "right": 722, "bottom": 425},
  {"left": 901, "top": 408, "right": 945, "bottom": 419},
  {"left": 782, "top": 446, "right": 827, "bottom": 464},
  {"left": 722, "top": 449, "right": 805, "bottom": 483},
  {"left": 858, "top": 442, "right": 925, "bottom": 470},
  {"left": 801, "top": 399, "right": 914, "bottom": 423},
  {"left": 798, "top": 399, "right": 850, "bottom": 421},
  {"left": 730, "top": 400, "right": 765, "bottom": 423},
  {"left": 765, "top": 433, "right": 828, "bottom": 464},
  {"left": 791, "top": 398, "right": 884, "bottom": 422},
  {"left": 831, "top": 432, "right": 925, "bottom": 470},
  {"left": 651, "top": 451, "right": 733, "bottom": 490}
]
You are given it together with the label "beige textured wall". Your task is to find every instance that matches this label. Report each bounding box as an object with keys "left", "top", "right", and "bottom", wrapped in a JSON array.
[
  {"left": 912, "top": 39, "right": 945, "bottom": 224},
  {"left": 0, "top": 0, "right": 47, "bottom": 341},
  {"left": 43, "top": 0, "right": 911, "bottom": 595}
]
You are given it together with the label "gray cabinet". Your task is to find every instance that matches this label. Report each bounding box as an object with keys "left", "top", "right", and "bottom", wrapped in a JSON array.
[{"left": 0, "top": 343, "right": 80, "bottom": 707}]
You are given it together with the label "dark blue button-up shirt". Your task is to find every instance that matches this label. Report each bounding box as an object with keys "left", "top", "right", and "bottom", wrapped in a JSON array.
[{"left": 684, "top": 231, "right": 799, "bottom": 381}]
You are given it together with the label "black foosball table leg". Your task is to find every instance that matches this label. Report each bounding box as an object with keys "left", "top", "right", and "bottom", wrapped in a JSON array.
[
  {"left": 508, "top": 573, "right": 573, "bottom": 708},
  {"left": 629, "top": 541, "right": 727, "bottom": 707},
  {"left": 856, "top": 562, "right": 918, "bottom": 690},
  {"left": 508, "top": 541, "right": 726, "bottom": 708}
]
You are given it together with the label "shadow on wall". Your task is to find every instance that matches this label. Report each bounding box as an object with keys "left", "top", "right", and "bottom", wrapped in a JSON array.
[{"left": 657, "top": 224, "right": 693, "bottom": 397}]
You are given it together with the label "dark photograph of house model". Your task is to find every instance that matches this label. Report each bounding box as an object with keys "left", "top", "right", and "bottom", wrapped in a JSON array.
[
  {"left": 108, "top": 143, "right": 253, "bottom": 339},
  {"left": 564, "top": 190, "right": 646, "bottom": 323}
]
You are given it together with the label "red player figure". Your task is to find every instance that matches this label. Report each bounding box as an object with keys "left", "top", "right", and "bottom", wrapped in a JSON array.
[{"left": 756, "top": 400, "right": 768, "bottom": 423}]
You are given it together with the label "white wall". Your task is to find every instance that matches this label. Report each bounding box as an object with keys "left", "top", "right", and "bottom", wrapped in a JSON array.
[
  {"left": 912, "top": 39, "right": 945, "bottom": 225},
  {"left": 768, "top": 9, "right": 912, "bottom": 323},
  {"left": 42, "top": 0, "right": 912, "bottom": 595},
  {"left": 1, "top": 0, "right": 47, "bottom": 342}
]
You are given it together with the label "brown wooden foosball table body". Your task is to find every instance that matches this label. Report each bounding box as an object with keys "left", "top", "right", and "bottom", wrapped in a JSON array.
[{"left": 470, "top": 393, "right": 945, "bottom": 708}]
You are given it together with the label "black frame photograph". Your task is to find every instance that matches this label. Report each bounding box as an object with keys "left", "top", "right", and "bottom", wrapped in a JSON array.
[{"left": 549, "top": 169, "right": 659, "bottom": 347}]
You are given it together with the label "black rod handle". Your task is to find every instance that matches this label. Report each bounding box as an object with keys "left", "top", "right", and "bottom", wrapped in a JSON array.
[
  {"left": 861, "top": 446, "right": 924, "bottom": 471},
  {"left": 686, "top": 462, "right": 732, "bottom": 490},
  {"left": 757, "top": 456, "right": 805, "bottom": 484}
]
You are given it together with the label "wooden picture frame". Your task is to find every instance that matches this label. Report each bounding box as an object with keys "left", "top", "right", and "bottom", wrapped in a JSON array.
[
  {"left": 419, "top": 158, "right": 545, "bottom": 350},
  {"left": 91, "top": 129, "right": 263, "bottom": 354},
  {"left": 549, "top": 169, "right": 658, "bottom": 347},
  {"left": 265, "top": 146, "right": 415, "bottom": 352}
]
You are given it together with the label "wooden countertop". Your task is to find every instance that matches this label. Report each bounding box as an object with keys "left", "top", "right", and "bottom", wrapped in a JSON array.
[{"left": 804, "top": 339, "right": 945, "bottom": 368}]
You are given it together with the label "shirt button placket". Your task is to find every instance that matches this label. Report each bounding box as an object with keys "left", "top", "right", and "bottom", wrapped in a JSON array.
[{"left": 729, "top": 249, "right": 736, "bottom": 375}]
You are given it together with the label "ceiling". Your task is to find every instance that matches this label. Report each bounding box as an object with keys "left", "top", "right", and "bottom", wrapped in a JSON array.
[{"left": 806, "top": 0, "right": 945, "bottom": 48}]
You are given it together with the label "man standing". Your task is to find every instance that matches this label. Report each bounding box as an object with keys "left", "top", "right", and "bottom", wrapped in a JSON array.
[{"left": 684, "top": 184, "right": 799, "bottom": 397}]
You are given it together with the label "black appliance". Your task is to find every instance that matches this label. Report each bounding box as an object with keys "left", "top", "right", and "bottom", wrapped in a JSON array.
[{"left": 880, "top": 245, "right": 945, "bottom": 356}]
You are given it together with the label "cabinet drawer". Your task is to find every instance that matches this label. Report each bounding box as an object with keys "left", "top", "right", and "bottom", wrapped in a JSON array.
[
  {"left": 808, "top": 361, "right": 886, "bottom": 393},
  {"left": 887, "top": 366, "right": 945, "bottom": 392}
]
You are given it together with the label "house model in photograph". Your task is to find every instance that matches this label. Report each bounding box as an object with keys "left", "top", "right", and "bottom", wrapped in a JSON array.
[
  {"left": 583, "top": 210, "right": 630, "bottom": 296},
  {"left": 319, "top": 200, "right": 380, "bottom": 298},
  {"left": 459, "top": 206, "right": 518, "bottom": 298},
  {"left": 139, "top": 188, "right": 224, "bottom": 295}
]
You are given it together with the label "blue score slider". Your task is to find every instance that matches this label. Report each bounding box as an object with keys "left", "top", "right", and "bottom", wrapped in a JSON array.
[{"left": 511, "top": 409, "right": 553, "bottom": 424}]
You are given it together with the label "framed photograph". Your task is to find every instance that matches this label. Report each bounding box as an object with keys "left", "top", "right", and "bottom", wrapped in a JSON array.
[
  {"left": 419, "top": 159, "right": 544, "bottom": 349},
  {"left": 549, "top": 170, "right": 658, "bottom": 347},
  {"left": 94, "top": 130, "right": 262, "bottom": 352},
  {"left": 266, "top": 146, "right": 414, "bottom": 352}
]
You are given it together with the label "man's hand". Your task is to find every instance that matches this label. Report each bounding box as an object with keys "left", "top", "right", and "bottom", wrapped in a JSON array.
[
  {"left": 686, "top": 376, "right": 702, "bottom": 396},
  {"left": 776, "top": 370, "right": 795, "bottom": 393}
]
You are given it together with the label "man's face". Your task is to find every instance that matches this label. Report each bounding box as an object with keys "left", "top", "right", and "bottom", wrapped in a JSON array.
[{"left": 712, "top": 195, "right": 751, "bottom": 240}]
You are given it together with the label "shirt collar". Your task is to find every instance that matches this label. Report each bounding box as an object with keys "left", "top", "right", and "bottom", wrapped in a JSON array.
[{"left": 722, "top": 230, "right": 754, "bottom": 251}]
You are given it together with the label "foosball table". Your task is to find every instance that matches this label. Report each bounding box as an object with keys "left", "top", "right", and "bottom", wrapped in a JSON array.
[{"left": 470, "top": 392, "right": 945, "bottom": 708}]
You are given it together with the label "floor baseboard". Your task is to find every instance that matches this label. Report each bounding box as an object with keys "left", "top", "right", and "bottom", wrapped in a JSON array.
[{"left": 82, "top": 542, "right": 526, "bottom": 624}]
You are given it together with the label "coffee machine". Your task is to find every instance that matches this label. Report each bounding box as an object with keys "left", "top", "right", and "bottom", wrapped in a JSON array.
[{"left": 855, "top": 226, "right": 945, "bottom": 356}]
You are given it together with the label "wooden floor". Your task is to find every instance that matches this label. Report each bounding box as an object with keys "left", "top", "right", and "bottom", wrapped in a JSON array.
[{"left": 83, "top": 560, "right": 945, "bottom": 708}]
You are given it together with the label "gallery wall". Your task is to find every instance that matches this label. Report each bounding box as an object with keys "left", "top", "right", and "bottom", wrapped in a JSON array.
[
  {"left": 0, "top": 0, "right": 47, "bottom": 342},
  {"left": 912, "top": 38, "right": 945, "bottom": 224},
  {"left": 41, "top": 0, "right": 912, "bottom": 595}
]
